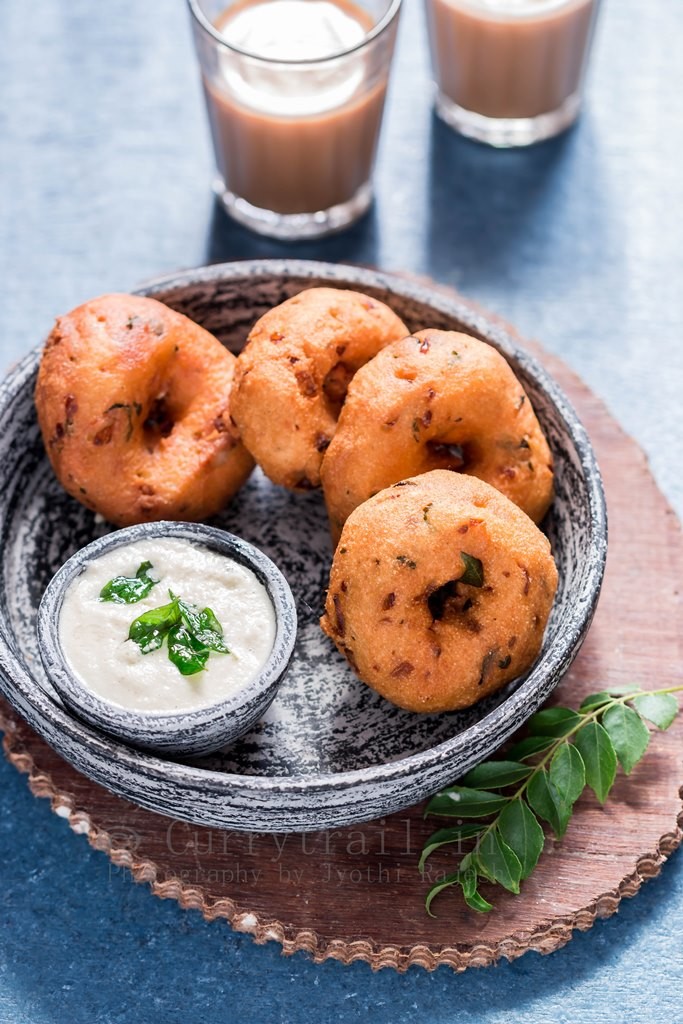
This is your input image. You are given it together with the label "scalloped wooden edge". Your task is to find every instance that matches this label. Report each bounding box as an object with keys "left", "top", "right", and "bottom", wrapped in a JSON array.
[{"left": 2, "top": 708, "right": 682, "bottom": 973}]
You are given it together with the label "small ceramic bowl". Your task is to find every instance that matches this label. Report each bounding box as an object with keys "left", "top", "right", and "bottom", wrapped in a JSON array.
[{"left": 37, "top": 521, "right": 297, "bottom": 758}]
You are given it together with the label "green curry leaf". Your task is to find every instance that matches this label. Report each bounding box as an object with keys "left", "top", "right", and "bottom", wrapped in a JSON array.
[
  {"left": 125, "top": 589, "right": 229, "bottom": 674},
  {"left": 459, "top": 552, "right": 484, "bottom": 588},
  {"left": 100, "top": 561, "right": 159, "bottom": 604},
  {"left": 167, "top": 624, "right": 210, "bottom": 676}
]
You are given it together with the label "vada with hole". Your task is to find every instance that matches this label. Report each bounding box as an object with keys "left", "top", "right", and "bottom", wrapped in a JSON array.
[
  {"left": 231, "top": 287, "right": 408, "bottom": 491},
  {"left": 321, "top": 330, "right": 554, "bottom": 543},
  {"left": 320, "top": 470, "right": 558, "bottom": 714},
  {"left": 35, "top": 293, "right": 254, "bottom": 526}
]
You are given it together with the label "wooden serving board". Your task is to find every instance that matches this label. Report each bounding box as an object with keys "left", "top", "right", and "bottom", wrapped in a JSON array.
[{"left": 1, "top": 301, "right": 681, "bottom": 973}]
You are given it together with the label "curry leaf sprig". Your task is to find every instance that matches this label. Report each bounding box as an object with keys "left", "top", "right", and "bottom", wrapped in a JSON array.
[
  {"left": 128, "top": 590, "right": 229, "bottom": 676},
  {"left": 100, "top": 560, "right": 159, "bottom": 604},
  {"left": 421, "top": 686, "right": 682, "bottom": 916}
]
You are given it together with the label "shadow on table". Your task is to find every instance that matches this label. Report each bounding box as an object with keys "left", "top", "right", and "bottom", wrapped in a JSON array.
[
  {"left": 0, "top": 753, "right": 680, "bottom": 1024},
  {"left": 425, "top": 110, "right": 608, "bottom": 293},
  {"left": 205, "top": 196, "right": 380, "bottom": 269}
]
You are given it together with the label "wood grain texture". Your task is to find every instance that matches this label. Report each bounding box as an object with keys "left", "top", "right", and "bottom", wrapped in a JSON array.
[{"left": 1, "top": 302, "right": 681, "bottom": 973}]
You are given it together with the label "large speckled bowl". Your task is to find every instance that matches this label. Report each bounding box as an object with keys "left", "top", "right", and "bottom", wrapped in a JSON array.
[{"left": 0, "top": 260, "right": 606, "bottom": 832}]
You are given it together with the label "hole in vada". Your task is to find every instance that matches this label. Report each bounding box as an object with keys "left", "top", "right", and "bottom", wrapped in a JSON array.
[
  {"left": 427, "top": 580, "right": 475, "bottom": 621},
  {"left": 143, "top": 396, "right": 174, "bottom": 440},
  {"left": 427, "top": 441, "right": 466, "bottom": 470}
]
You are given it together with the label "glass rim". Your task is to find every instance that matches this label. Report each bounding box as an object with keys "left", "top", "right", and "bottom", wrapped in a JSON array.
[{"left": 187, "top": 0, "right": 403, "bottom": 66}]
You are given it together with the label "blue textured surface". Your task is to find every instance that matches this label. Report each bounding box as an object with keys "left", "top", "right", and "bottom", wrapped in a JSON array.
[{"left": 1, "top": 0, "right": 682, "bottom": 1021}]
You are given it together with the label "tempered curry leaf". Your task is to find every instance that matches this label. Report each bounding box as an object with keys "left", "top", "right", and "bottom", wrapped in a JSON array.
[
  {"left": 100, "top": 560, "right": 159, "bottom": 604},
  {"left": 459, "top": 552, "right": 484, "bottom": 588},
  {"left": 167, "top": 624, "right": 210, "bottom": 676},
  {"left": 128, "top": 596, "right": 180, "bottom": 653},
  {"left": 198, "top": 606, "right": 224, "bottom": 636},
  {"left": 125, "top": 590, "right": 228, "bottom": 675},
  {"left": 177, "top": 597, "right": 202, "bottom": 633},
  {"left": 194, "top": 608, "right": 230, "bottom": 653}
]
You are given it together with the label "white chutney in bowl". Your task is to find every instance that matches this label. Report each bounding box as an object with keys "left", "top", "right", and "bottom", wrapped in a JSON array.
[
  {"left": 59, "top": 537, "right": 276, "bottom": 713},
  {"left": 38, "top": 521, "right": 297, "bottom": 757}
]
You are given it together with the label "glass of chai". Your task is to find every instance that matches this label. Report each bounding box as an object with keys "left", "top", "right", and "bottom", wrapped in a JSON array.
[
  {"left": 424, "top": 0, "right": 602, "bottom": 147},
  {"left": 188, "top": 0, "right": 402, "bottom": 238}
]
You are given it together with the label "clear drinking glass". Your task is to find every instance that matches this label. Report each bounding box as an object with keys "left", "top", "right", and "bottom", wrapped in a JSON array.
[
  {"left": 424, "top": 0, "right": 602, "bottom": 147},
  {"left": 188, "top": 0, "right": 402, "bottom": 239}
]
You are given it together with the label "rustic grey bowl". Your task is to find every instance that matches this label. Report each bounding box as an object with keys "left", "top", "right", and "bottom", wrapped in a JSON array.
[
  {"left": 37, "top": 522, "right": 298, "bottom": 758},
  {"left": 0, "top": 259, "right": 607, "bottom": 831}
]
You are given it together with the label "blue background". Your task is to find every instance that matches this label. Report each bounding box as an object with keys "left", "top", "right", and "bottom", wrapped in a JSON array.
[{"left": 1, "top": 0, "right": 682, "bottom": 1020}]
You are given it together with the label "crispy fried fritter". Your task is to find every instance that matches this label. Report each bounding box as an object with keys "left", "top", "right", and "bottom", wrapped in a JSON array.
[
  {"left": 321, "top": 470, "right": 558, "bottom": 713},
  {"left": 231, "top": 287, "right": 408, "bottom": 491},
  {"left": 35, "top": 294, "right": 254, "bottom": 525},
  {"left": 322, "top": 330, "right": 554, "bottom": 542}
]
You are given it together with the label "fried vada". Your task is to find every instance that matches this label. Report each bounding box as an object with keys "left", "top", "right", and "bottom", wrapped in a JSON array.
[
  {"left": 231, "top": 287, "right": 408, "bottom": 491},
  {"left": 320, "top": 470, "right": 558, "bottom": 713},
  {"left": 321, "top": 330, "right": 554, "bottom": 542},
  {"left": 35, "top": 293, "right": 254, "bottom": 526}
]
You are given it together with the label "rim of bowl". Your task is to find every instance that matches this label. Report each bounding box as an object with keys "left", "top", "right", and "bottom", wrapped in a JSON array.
[
  {"left": 0, "top": 259, "right": 607, "bottom": 797},
  {"left": 187, "top": 0, "right": 403, "bottom": 67},
  {"left": 36, "top": 522, "right": 298, "bottom": 737}
]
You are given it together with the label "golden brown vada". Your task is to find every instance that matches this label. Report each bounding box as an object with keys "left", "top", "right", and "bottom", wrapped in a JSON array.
[
  {"left": 231, "top": 287, "right": 408, "bottom": 491},
  {"left": 321, "top": 330, "right": 554, "bottom": 542},
  {"left": 320, "top": 470, "right": 558, "bottom": 713},
  {"left": 35, "top": 293, "right": 254, "bottom": 526}
]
